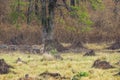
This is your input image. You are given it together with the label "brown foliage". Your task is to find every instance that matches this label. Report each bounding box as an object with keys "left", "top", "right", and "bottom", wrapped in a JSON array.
[
  {"left": 0, "top": 24, "right": 42, "bottom": 45},
  {"left": 0, "top": 0, "right": 120, "bottom": 44}
]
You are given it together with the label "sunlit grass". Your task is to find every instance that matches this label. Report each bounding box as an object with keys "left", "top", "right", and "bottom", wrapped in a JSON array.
[
  {"left": 0, "top": 51, "right": 120, "bottom": 80},
  {"left": 84, "top": 43, "right": 109, "bottom": 50}
]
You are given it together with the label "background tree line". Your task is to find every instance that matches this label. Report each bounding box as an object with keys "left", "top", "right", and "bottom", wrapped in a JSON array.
[{"left": 0, "top": 0, "right": 120, "bottom": 51}]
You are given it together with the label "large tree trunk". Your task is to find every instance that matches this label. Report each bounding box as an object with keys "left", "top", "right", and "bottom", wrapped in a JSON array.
[
  {"left": 41, "top": 0, "right": 66, "bottom": 52},
  {"left": 41, "top": 0, "right": 47, "bottom": 46}
]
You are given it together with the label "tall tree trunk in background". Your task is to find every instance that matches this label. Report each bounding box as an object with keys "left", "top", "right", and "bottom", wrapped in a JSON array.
[
  {"left": 76, "top": 0, "right": 80, "bottom": 6},
  {"left": 27, "top": 0, "right": 32, "bottom": 24},
  {"left": 17, "top": 0, "right": 20, "bottom": 12},
  {"left": 41, "top": 0, "right": 65, "bottom": 52},
  {"left": 70, "top": 0, "right": 75, "bottom": 6},
  {"left": 35, "top": 0, "right": 39, "bottom": 15},
  {"left": 41, "top": 0, "right": 47, "bottom": 47},
  {"left": 46, "top": 0, "right": 56, "bottom": 42},
  {"left": 0, "top": 0, "right": 8, "bottom": 24}
]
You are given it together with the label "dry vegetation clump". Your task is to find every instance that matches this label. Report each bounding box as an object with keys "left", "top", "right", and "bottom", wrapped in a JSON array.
[
  {"left": 107, "top": 41, "right": 120, "bottom": 50},
  {"left": 70, "top": 40, "right": 85, "bottom": 49},
  {"left": 18, "top": 74, "right": 38, "bottom": 80},
  {"left": 83, "top": 50, "right": 95, "bottom": 56},
  {"left": 39, "top": 71, "right": 69, "bottom": 80},
  {"left": 54, "top": 54, "right": 63, "bottom": 60},
  {"left": 0, "top": 59, "right": 13, "bottom": 74},
  {"left": 92, "top": 59, "right": 114, "bottom": 69},
  {"left": 114, "top": 72, "right": 120, "bottom": 76},
  {"left": 0, "top": 25, "right": 42, "bottom": 45},
  {"left": 115, "top": 60, "right": 120, "bottom": 66},
  {"left": 39, "top": 71, "right": 62, "bottom": 80},
  {"left": 42, "top": 53, "right": 55, "bottom": 61},
  {"left": 41, "top": 53, "right": 63, "bottom": 61}
]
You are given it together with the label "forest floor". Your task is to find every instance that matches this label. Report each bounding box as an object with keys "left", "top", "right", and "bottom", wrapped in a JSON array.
[{"left": 0, "top": 43, "right": 120, "bottom": 80}]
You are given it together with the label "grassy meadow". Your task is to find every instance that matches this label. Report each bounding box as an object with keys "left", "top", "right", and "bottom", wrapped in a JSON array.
[{"left": 0, "top": 51, "right": 120, "bottom": 80}]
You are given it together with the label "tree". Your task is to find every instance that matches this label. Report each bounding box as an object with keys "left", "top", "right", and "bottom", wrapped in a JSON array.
[
  {"left": 40, "top": 0, "right": 104, "bottom": 52},
  {"left": 40, "top": 0, "right": 68, "bottom": 52},
  {"left": 10, "top": 0, "right": 104, "bottom": 52},
  {"left": 107, "top": 0, "right": 120, "bottom": 50}
]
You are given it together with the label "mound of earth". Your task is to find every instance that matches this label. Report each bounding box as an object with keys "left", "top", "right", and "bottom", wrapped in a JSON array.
[
  {"left": 69, "top": 41, "right": 89, "bottom": 53},
  {"left": 44, "top": 39, "right": 67, "bottom": 52},
  {"left": 92, "top": 59, "right": 114, "bottom": 69},
  {"left": 54, "top": 54, "right": 63, "bottom": 60},
  {"left": 0, "top": 59, "right": 13, "bottom": 74},
  {"left": 107, "top": 41, "right": 120, "bottom": 50},
  {"left": 16, "top": 58, "right": 27, "bottom": 64},
  {"left": 115, "top": 60, "right": 120, "bottom": 66},
  {"left": 39, "top": 71, "right": 69, "bottom": 80},
  {"left": 114, "top": 72, "right": 120, "bottom": 76},
  {"left": 83, "top": 50, "right": 95, "bottom": 56},
  {"left": 70, "top": 41, "right": 84, "bottom": 49}
]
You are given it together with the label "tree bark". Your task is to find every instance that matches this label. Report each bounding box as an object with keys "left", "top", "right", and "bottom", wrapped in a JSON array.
[
  {"left": 41, "top": 0, "right": 66, "bottom": 52},
  {"left": 35, "top": 0, "right": 39, "bottom": 15},
  {"left": 70, "top": 0, "right": 75, "bottom": 6},
  {"left": 27, "top": 0, "right": 32, "bottom": 24},
  {"left": 41, "top": 0, "right": 47, "bottom": 45},
  {"left": 17, "top": 0, "right": 20, "bottom": 12}
]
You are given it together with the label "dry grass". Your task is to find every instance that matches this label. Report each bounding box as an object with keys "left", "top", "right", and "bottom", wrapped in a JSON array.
[
  {"left": 0, "top": 50, "right": 120, "bottom": 80},
  {"left": 84, "top": 43, "right": 108, "bottom": 50}
]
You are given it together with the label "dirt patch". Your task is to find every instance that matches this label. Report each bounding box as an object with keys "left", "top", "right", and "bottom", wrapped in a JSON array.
[
  {"left": 92, "top": 59, "right": 114, "bottom": 69},
  {"left": 107, "top": 41, "right": 120, "bottom": 50},
  {"left": 83, "top": 50, "right": 95, "bottom": 56},
  {"left": 0, "top": 59, "right": 13, "bottom": 74},
  {"left": 39, "top": 71, "right": 69, "bottom": 80}
]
